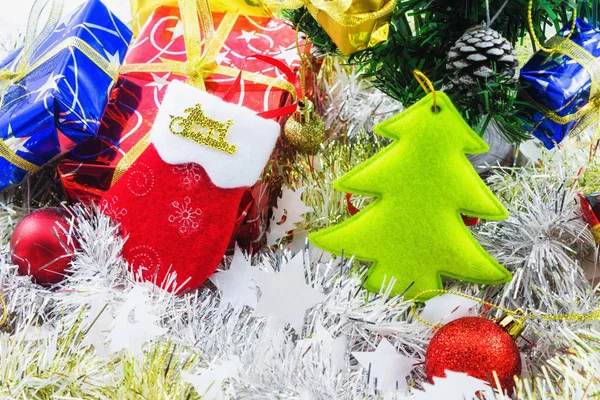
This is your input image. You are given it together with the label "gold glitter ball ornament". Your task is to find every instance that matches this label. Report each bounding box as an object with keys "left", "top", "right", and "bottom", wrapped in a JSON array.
[{"left": 284, "top": 99, "right": 326, "bottom": 154}]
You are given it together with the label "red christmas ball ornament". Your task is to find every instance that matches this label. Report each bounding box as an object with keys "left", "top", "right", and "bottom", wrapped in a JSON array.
[
  {"left": 461, "top": 214, "right": 480, "bottom": 226},
  {"left": 10, "top": 208, "right": 78, "bottom": 285},
  {"left": 425, "top": 313, "right": 524, "bottom": 393}
]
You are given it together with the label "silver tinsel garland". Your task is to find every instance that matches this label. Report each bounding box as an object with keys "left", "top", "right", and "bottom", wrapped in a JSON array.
[{"left": 0, "top": 162, "right": 597, "bottom": 399}]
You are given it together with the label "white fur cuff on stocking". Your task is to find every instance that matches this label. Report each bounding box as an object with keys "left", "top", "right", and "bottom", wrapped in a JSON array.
[{"left": 150, "top": 80, "right": 281, "bottom": 189}]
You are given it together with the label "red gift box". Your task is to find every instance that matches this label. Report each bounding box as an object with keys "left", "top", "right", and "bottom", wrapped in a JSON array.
[{"left": 58, "top": 7, "right": 302, "bottom": 204}]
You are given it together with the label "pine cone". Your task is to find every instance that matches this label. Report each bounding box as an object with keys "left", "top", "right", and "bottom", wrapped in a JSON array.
[{"left": 447, "top": 26, "right": 518, "bottom": 87}]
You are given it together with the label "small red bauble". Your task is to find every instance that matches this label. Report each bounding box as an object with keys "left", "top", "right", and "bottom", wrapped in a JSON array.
[
  {"left": 461, "top": 214, "right": 480, "bottom": 226},
  {"left": 10, "top": 208, "right": 78, "bottom": 285},
  {"left": 425, "top": 316, "right": 521, "bottom": 392}
]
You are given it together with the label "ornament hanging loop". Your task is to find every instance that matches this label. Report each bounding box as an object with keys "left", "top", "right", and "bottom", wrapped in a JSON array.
[{"left": 413, "top": 70, "right": 438, "bottom": 113}]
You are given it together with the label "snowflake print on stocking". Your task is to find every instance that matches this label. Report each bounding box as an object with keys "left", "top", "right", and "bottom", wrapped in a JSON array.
[
  {"left": 169, "top": 197, "right": 202, "bottom": 235},
  {"left": 100, "top": 196, "right": 128, "bottom": 221},
  {"left": 173, "top": 164, "right": 203, "bottom": 186}
]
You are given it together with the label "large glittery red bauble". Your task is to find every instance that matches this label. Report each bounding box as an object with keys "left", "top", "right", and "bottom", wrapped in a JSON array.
[
  {"left": 10, "top": 208, "right": 78, "bottom": 285},
  {"left": 425, "top": 316, "right": 521, "bottom": 392}
]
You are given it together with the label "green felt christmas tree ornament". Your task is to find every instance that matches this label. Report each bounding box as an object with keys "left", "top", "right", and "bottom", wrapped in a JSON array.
[{"left": 309, "top": 71, "right": 511, "bottom": 300}]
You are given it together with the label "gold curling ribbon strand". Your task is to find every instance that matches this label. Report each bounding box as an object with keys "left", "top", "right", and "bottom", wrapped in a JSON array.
[
  {"left": 411, "top": 289, "right": 600, "bottom": 327},
  {"left": 0, "top": 140, "right": 40, "bottom": 174},
  {"left": 0, "top": 293, "right": 6, "bottom": 327}
]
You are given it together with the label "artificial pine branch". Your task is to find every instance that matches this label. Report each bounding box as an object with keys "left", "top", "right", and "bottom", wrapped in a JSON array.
[{"left": 283, "top": 0, "right": 586, "bottom": 144}]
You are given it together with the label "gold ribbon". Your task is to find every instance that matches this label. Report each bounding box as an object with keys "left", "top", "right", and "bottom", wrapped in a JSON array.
[
  {"left": 112, "top": 134, "right": 151, "bottom": 184},
  {"left": 0, "top": 0, "right": 120, "bottom": 174},
  {"left": 524, "top": 35, "right": 600, "bottom": 149}
]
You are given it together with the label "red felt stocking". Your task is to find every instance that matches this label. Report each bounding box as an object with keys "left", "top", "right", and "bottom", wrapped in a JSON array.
[{"left": 101, "top": 81, "right": 281, "bottom": 293}]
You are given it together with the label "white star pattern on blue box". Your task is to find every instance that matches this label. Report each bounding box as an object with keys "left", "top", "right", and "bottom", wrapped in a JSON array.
[{"left": 0, "top": 0, "right": 132, "bottom": 189}]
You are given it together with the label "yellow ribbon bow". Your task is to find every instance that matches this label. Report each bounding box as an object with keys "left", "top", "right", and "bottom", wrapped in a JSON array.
[
  {"left": 0, "top": 0, "right": 120, "bottom": 174},
  {"left": 120, "top": 0, "right": 295, "bottom": 93}
]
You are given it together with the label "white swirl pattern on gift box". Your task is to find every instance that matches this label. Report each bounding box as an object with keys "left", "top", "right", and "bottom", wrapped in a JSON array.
[{"left": 131, "top": 14, "right": 301, "bottom": 111}]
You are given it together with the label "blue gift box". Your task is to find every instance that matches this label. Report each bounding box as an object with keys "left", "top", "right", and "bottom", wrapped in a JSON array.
[
  {"left": 0, "top": 0, "right": 132, "bottom": 189},
  {"left": 520, "top": 19, "right": 600, "bottom": 149}
]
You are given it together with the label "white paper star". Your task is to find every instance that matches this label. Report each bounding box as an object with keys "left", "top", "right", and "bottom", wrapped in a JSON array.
[
  {"left": 297, "top": 322, "right": 347, "bottom": 371},
  {"left": 419, "top": 293, "right": 478, "bottom": 326},
  {"left": 146, "top": 73, "right": 171, "bottom": 91},
  {"left": 34, "top": 72, "right": 64, "bottom": 103},
  {"left": 209, "top": 246, "right": 257, "bottom": 309},
  {"left": 183, "top": 359, "right": 241, "bottom": 400},
  {"left": 352, "top": 338, "right": 417, "bottom": 393},
  {"left": 237, "top": 30, "right": 259, "bottom": 43},
  {"left": 412, "top": 371, "right": 499, "bottom": 400},
  {"left": 267, "top": 20, "right": 280, "bottom": 29},
  {"left": 81, "top": 294, "right": 114, "bottom": 357},
  {"left": 274, "top": 45, "right": 298, "bottom": 67},
  {"left": 267, "top": 186, "right": 313, "bottom": 246},
  {"left": 106, "top": 286, "right": 167, "bottom": 357},
  {"left": 167, "top": 20, "right": 184, "bottom": 40},
  {"left": 254, "top": 253, "right": 325, "bottom": 332}
]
